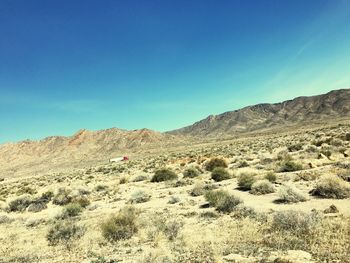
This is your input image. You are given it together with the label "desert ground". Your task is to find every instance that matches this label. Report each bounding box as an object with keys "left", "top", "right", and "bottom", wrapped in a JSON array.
[{"left": 1, "top": 122, "right": 350, "bottom": 263}]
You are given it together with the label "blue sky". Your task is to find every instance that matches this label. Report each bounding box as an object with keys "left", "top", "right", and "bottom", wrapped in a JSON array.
[{"left": 1, "top": 0, "right": 350, "bottom": 143}]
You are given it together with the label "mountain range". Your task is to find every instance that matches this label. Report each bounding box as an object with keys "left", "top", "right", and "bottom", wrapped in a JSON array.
[
  {"left": 1, "top": 88, "right": 349, "bottom": 175},
  {"left": 169, "top": 89, "right": 350, "bottom": 136}
]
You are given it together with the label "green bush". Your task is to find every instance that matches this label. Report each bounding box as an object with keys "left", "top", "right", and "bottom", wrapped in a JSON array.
[
  {"left": 190, "top": 183, "right": 206, "bottom": 197},
  {"left": 287, "top": 143, "right": 303, "bottom": 152},
  {"left": 250, "top": 179, "right": 275, "bottom": 195},
  {"left": 345, "top": 133, "right": 350, "bottom": 141},
  {"left": 119, "top": 176, "right": 128, "bottom": 184},
  {"left": 320, "top": 150, "right": 332, "bottom": 159},
  {"left": 311, "top": 175, "right": 350, "bottom": 199},
  {"left": 163, "top": 220, "right": 183, "bottom": 241},
  {"left": 151, "top": 169, "right": 178, "bottom": 182},
  {"left": 47, "top": 220, "right": 86, "bottom": 247},
  {"left": 205, "top": 157, "right": 228, "bottom": 171},
  {"left": 279, "top": 160, "right": 303, "bottom": 172},
  {"left": 211, "top": 167, "right": 231, "bottom": 182},
  {"left": 129, "top": 190, "right": 151, "bottom": 204},
  {"left": 16, "top": 186, "right": 37, "bottom": 196},
  {"left": 95, "top": 184, "right": 109, "bottom": 192},
  {"left": 183, "top": 167, "right": 200, "bottom": 178},
  {"left": 277, "top": 185, "right": 307, "bottom": 203},
  {"left": 7, "top": 195, "right": 32, "bottom": 212},
  {"left": 101, "top": 206, "right": 138, "bottom": 242},
  {"left": 205, "top": 190, "right": 242, "bottom": 213},
  {"left": 237, "top": 172, "right": 256, "bottom": 190},
  {"left": 72, "top": 196, "right": 90, "bottom": 208},
  {"left": 27, "top": 201, "right": 47, "bottom": 213},
  {"left": 272, "top": 210, "right": 321, "bottom": 235},
  {"left": 338, "top": 170, "right": 350, "bottom": 182},
  {"left": 265, "top": 172, "right": 277, "bottom": 182},
  {"left": 53, "top": 188, "right": 72, "bottom": 206},
  {"left": 205, "top": 190, "right": 229, "bottom": 207},
  {"left": 59, "top": 203, "right": 83, "bottom": 219},
  {"left": 132, "top": 175, "right": 148, "bottom": 182},
  {"left": 40, "top": 191, "right": 54, "bottom": 202}
]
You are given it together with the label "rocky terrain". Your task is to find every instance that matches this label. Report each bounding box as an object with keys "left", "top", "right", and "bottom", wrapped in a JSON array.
[
  {"left": 0, "top": 89, "right": 350, "bottom": 263},
  {"left": 169, "top": 89, "right": 350, "bottom": 136},
  {"left": 1, "top": 89, "right": 350, "bottom": 178},
  {"left": 0, "top": 128, "right": 181, "bottom": 177},
  {"left": 0, "top": 122, "right": 349, "bottom": 262}
]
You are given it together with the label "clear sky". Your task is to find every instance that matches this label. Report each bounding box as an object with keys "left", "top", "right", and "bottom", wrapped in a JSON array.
[{"left": 1, "top": 0, "right": 350, "bottom": 143}]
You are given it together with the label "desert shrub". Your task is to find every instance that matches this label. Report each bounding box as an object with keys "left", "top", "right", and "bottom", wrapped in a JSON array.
[
  {"left": 250, "top": 179, "right": 275, "bottom": 195},
  {"left": 330, "top": 138, "right": 343, "bottom": 147},
  {"left": 163, "top": 220, "right": 183, "bottom": 241},
  {"left": 305, "top": 144, "right": 318, "bottom": 153},
  {"left": 271, "top": 210, "right": 321, "bottom": 235},
  {"left": 311, "top": 175, "right": 350, "bottom": 199},
  {"left": 295, "top": 172, "right": 318, "bottom": 181},
  {"left": 26, "top": 218, "right": 46, "bottom": 228},
  {"left": 168, "top": 196, "right": 180, "bottom": 204},
  {"left": 238, "top": 160, "right": 249, "bottom": 168},
  {"left": 205, "top": 190, "right": 242, "bottom": 213},
  {"left": 89, "top": 254, "right": 118, "bottom": 263},
  {"left": 53, "top": 188, "right": 72, "bottom": 206},
  {"left": 334, "top": 162, "right": 350, "bottom": 170},
  {"left": 72, "top": 195, "right": 90, "bottom": 208},
  {"left": 277, "top": 185, "right": 307, "bottom": 203},
  {"left": 119, "top": 176, "right": 128, "bottom": 184},
  {"left": 151, "top": 169, "right": 178, "bottom": 182},
  {"left": 320, "top": 149, "right": 332, "bottom": 159},
  {"left": 231, "top": 205, "right": 259, "bottom": 219},
  {"left": 287, "top": 143, "right": 303, "bottom": 152},
  {"left": 129, "top": 190, "right": 151, "bottom": 204},
  {"left": 16, "top": 186, "right": 37, "bottom": 196},
  {"left": 190, "top": 183, "right": 206, "bottom": 197},
  {"left": 47, "top": 220, "right": 85, "bottom": 247},
  {"left": 200, "top": 211, "right": 219, "bottom": 219},
  {"left": 176, "top": 242, "right": 218, "bottom": 263},
  {"left": 205, "top": 190, "right": 229, "bottom": 207},
  {"left": 338, "top": 170, "right": 350, "bottom": 182},
  {"left": 95, "top": 184, "right": 109, "bottom": 192},
  {"left": 183, "top": 167, "right": 200, "bottom": 178},
  {"left": 40, "top": 190, "right": 54, "bottom": 202},
  {"left": 0, "top": 215, "right": 14, "bottom": 224},
  {"left": 344, "top": 133, "right": 350, "bottom": 141},
  {"left": 312, "top": 138, "right": 331, "bottom": 147},
  {"left": 276, "top": 150, "right": 292, "bottom": 161},
  {"left": 150, "top": 216, "right": 183, "bottom": 242},
  {"left": 132, "top": 175, "right": 148, "bottom": 182},
  {"left": 101, "top": 206, "right": 138, "bottom": 242},
  {"left": 172, "top": 178, "right": 194, "bottom": 187},
  {"left": 59, "top": 203, "right": 83, "bottom": 219},
  {"left": 27, "top": 201, "right": 47, "bottom": 213},
  {"left": 190, "top": 182, "right": 217, "bottom": 197},
  {"left": 237, "top": 172, "right": 256, "bottom": 190},
  {"left": 279, "top": 160, "right": 303, "bottom": 172},
  {"left": 7, "top": 195, "right": 32, "bottom": 212},
  {"left": 205, "top": 157, "right": 228, "bottom": 171},
  {"left": 211, "top": 167, "right": 231, "bottom": 182},
  {"left": 265, "top": 172, "right": 277, "bottom": 182}
]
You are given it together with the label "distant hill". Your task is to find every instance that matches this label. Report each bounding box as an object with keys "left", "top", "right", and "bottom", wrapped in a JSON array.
[
  {"left": 168, "top": 89, "right": 350, "bottom": 137},
  {"left": 1, "top": 88, "right": 350, "bottom": 176},
  {"left": 0, "top": 128, "right": 178, "bottom": 176}
]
